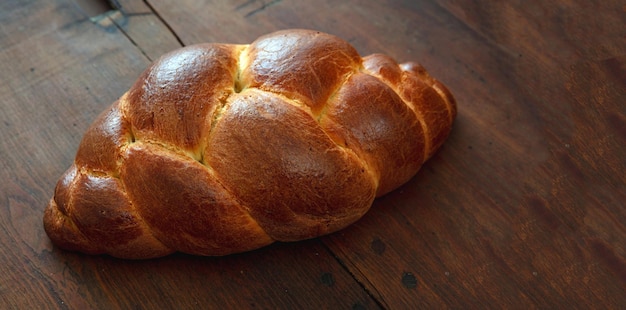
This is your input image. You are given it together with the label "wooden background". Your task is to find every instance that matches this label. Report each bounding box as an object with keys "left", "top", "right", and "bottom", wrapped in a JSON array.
[{"left": 1, "top": 0, "right": 624, "bottom": 308}]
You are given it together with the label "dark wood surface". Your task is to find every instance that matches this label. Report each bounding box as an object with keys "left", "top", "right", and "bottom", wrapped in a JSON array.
[{"left": 1, "top": 0, "right": 624, "bottom": 308}]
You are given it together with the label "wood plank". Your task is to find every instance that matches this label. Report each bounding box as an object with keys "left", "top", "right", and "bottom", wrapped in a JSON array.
[
  {"left": 2, "top": 0, "right": 624, "bottom": 308},
  {"left": 35, "top": 240, "right": 379, "bottom": 309},
  {"left": 109, "top": 10, "right": 182, "bottom": 61},
  {"left": 144, "top": 0, "right": 626, "bottom": 307},
  {"left": 1, "top": 0, "right": 151, "bottom": 307},
  {"left": 436, "top": 0, "right": 626, "bottom": 63},
  {"left": 321, "top": 1, "right": 626, "bottom": 307},
  {"left": 0, "top": 0, "right": 378, "bottom": 308},
  {"left": 115, "top": 0, "right": 153, "bottom": 14}
]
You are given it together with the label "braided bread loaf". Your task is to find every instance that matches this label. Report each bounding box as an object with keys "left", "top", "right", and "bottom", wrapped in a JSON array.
[{"left": 44, "top": 29, "right": 456, "bottom": 259}]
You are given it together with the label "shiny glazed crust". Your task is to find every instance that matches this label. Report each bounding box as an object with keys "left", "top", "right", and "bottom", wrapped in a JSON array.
[{"left": 43, "top": 29, "right": 456, "bottom": 259}]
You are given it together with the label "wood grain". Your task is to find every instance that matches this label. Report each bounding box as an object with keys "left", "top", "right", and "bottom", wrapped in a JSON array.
[
  {"left": 0, "top": 0, "right": 378, "bottom": 308},
  {"left": 1, "top": 0, "right": 624, "bottom": 308}
]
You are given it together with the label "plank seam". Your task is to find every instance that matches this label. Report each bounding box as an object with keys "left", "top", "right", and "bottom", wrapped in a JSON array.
[
  {"left": 141, "top": 0, "right": 184, "bottom": 46},
  {"left": 320, "top": 241, "right": 389, "bottom": 309}
]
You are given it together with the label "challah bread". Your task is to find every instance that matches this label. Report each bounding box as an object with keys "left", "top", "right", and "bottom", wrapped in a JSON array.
[{"left": 44, "top": 29, "right": 456, "bottom": 259}]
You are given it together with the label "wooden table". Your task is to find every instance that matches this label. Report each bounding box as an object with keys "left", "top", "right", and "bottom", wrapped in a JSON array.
[{"left": 1, "top": 0, "right": 624, "bottom": 308}]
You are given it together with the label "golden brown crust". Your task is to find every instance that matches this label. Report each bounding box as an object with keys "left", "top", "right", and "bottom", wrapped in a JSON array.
[
  {"left": 44, "top": 29, "right": 456, "bottom": 259},
  {"left": 74, "top": 100, "right": 132, "bottom": 174},
  {"left": 240, "top": 30, "right": 361, "bottom": 112},
  {"left": 121, "top": 142, "right": 273, "bottom": 255},
  {"left": 205, "top": 89, "right": 376, "bottom": 241},
  {"left": 322, "top": 72, "right": 426, "bottom": 196},
  {"left": 126, "top": 43, "right": 241, "bottom": 157}
]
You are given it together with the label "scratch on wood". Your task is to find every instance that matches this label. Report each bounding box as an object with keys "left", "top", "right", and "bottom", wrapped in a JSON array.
[
  {"left": 235, "top": 0, "right": 257, "bottom": 11},
  {"left": 237, "top": 0, "right": 283, "bottom": 18}
]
